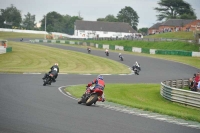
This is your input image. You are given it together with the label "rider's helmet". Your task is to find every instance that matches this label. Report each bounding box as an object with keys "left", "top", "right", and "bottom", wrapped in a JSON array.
[
  {"left": 135, "top": 61, "right": 139, "bottom": 67},
  {"left": 55, "top": 63, "right": 59, "bottom": 66},
  {"left": 119, "top": 53, "right": 121, "bottom": 55},
  {"left": 97, "top": 75, "right": 103, "bottom": 80}
]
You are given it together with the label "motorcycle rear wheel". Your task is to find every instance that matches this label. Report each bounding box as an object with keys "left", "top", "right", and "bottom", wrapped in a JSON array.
[{"left": 86, "top": 94, "right": 98, "bottom": 106}]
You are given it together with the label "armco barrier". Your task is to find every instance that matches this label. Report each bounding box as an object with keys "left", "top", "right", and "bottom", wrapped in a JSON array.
[
  {"left": 142, "top": 48, "right": 150, "bottom": 54},
  {"left": 161, "top": 79, "right": 200, "bottom": 108},
  {"left": 6, "top": 47, "right": 12, "bottom": 52},
  {"left": 155, "top": 50, "right": 192, "bottom": 56},
  {"left": 31, "top": 39, "right": 200, "bottom": 57},
  {"left": 124, "top": 46, "right": 132, "bottom": 52}
]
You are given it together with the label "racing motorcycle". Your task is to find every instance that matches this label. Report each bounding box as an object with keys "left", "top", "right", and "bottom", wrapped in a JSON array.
[
  {"left": 119, "top": 55, "right": 124, "bottom": 61},
  {"left": 43, "top": 73, "right": 54, "bottom": 86},
  {"left": 105, "top": 51, "right": 109, "bottom": 56},
  {"left": 78, "top": 85, "right": 104, "bottom": 106},
  {"left": 132, "top": 66, "right": 141, "bottom": 75},
  {"left": 133, "top": 68, "right": 140, "bottom": 75},
  {"left": 87, "top": 48, "right": 91, "bottom": 54}
]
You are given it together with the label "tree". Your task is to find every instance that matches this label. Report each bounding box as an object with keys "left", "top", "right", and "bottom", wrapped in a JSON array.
[
  {"left": 97, "top": 18, "right": 106, "bottom": 21},
  {"left": 97, "top": 15, "right": 117, "bottom": 22},
  {"left": 138, "top": 28, "right": 148, "bottom": 35},
  {"left": 40, "top": 11, "right": 64, "bottom": 32},
  {"left": 66, "top": 16, "right": 83, "bottom": 35},
  {"left": 40, "top": 11, "right": 83, "bottom": 34},
  {"left": 117, "top": 6, "right": 139, "bottom": 30},
  {"left": 0, "top": 4, "right": 22, "bottom": 28},
  {"left": 22, "top": 12, "right": 36, "bottom": 30},
  {"left": 105, "top": 15, "right": 118, "bottom": 22},
  {"left": 154, "top": 0, "right": 197, "bottom": 21}
]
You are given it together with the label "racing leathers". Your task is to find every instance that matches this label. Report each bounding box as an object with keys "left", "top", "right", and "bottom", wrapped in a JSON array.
[{"left": 88, "top": 78, "right": 105, "bottom": 102}]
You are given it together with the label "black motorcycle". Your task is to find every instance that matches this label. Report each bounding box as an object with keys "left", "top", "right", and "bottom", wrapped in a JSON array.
[
  {"left": 132, "top": 66, "right": 141, "bottom": 75},
  {"left": 134, "top": 68, "right": 139, "bottom": 75},
  {"left": 105, "top": 51, "right": 109, "bottom": 56},
  {"left": 43, "top": 73, "right": 54, "bottom": 86}
]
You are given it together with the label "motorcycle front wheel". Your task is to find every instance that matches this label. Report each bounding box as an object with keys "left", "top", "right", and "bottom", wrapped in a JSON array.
[
  {"left": 86, "top": 94, "right": 98, "bottom": 106},
  {"left": 43, "top": 77, "right": 50, "bottom": 86}
]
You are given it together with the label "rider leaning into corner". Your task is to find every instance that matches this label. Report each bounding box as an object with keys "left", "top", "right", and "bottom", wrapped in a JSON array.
[
  {"left": 105, "top": 48, "right": 109, "bottom": 53},
  {"left": 87, "top": 75, "right": 105, "bottom": 102},
  {"left": 42, "top": 63, "right": 59, "bottom": 82},
  {"left": 132, "top": 61, "right": 141, "bottom": 71},
  {"left": 119, "top": 53, "right": 122, "bottom": 58}
]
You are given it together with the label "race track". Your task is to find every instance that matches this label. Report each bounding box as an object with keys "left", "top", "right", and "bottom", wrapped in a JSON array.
[{"left": 0, "top": 39, "right": 199, "bottom": 133}]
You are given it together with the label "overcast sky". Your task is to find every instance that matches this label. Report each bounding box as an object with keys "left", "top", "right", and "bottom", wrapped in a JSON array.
[{"left": 0, "top": 0, "right": 200, "bottom": 28}]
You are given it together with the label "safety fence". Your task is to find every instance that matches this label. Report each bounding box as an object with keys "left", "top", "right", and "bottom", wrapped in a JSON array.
[
  {"left": 161, "top": 79, "right": 200, "bottom": 108},
  {"left": 70, "top": 37, "right": 194, "bottom": 43},
  {"left": 32, "top": 39, "right": 200, "bottom": 57}
]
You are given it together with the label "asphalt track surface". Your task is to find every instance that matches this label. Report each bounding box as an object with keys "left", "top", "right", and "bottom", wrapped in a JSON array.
[{"left": 0, "top": 38, "right": 199, "bottom": 133}]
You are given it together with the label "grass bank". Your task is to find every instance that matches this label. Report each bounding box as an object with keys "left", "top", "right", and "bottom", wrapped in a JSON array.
[
  {"left": 0, "top": 31, "right": 44, "bottom": 39},
  {"left": 65, "top": 84, "right": 200, "bottom": 122},
  {"left": 0, "top": 41, "right": 130, "bottom": 74},
  {"left": 145, "top": 31, "right": 194, "bottom": 40},
  {"left": 81, "top": 39, "right": 199, "bottom": 52}
]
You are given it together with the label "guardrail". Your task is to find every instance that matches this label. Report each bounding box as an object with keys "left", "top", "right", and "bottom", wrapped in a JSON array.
[
  {"left": 32, "top": 39, "right": 200, "bottom": 57},
  {"left": 67, "top": 37, "right": 194, "bottom": 43},
  {"left": 161, "top": 79, "right": 200, "bottom": 108}
]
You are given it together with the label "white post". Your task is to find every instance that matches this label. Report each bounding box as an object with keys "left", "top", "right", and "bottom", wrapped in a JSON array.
[{"left": 44, "top": 15, "right": 46, "bottom": 39}]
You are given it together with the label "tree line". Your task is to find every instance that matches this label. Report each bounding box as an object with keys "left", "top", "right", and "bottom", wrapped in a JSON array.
[{"left": 0, "top": 0, "right": 197, "bottom": 35}]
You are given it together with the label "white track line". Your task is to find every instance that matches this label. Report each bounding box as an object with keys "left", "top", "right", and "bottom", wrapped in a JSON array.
[{"left": 58, "top": 85, "right": 200, "bottom": 130}]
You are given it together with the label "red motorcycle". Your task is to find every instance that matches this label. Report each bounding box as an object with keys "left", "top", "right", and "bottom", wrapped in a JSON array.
[{"left": 78, "top": 84, "right": 104, "bottom": 106}]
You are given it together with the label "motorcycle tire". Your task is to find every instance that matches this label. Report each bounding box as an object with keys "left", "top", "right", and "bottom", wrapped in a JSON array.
[
  {"left": 78, "top": 98, "right": 84, "bottom": 104},
  {"left": 86, "top": 94, "right": 98, "bottom": 106},
  {"left": 43, "top": 77, "right": 50, "bottom": 86}
]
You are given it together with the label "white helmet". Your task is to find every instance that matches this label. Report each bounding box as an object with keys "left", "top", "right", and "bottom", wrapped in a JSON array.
[
  {"left": 119, "top": 53, "right": 121, "bottom": 55},
  {"left": 55, "top": 63, "right": 59, "bottom": 66}
]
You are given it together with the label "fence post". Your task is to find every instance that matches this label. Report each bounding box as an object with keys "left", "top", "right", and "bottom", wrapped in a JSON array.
[
  {"left": 176, "top": 79, "right": 179, "bottom": 88},
  {"left": 182, "top": 79, "right": 184, "bottom": 88},
  {"left": 170, "top": 80, "right": 173, "bottom": 87}
]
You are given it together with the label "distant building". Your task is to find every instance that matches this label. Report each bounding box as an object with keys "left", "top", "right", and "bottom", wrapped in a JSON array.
[
  {"left": 74, "top": 20, "right": 142, "bottom": 38},
  {"left": 148, "top": 22, "right": 163, "bottom": 35},
  {"left": 148, "top": 19, "right": 200, "bottom": 34}
]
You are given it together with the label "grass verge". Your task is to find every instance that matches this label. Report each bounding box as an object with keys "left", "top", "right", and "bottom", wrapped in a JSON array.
[
  {"left": 0, "top": 31, "right": 44, "bottom": 39},
  {"left": 65, "top": 84, "right": 200, "bottom": 122},
  {"left": 145, "top": 31, "right": 195, "bottom": 40},
  {"left": 0, "top": 41, "right": 130, "bottom": 74},
  {"left": 81, "top": 39, "right": 199, "bottom": 52}
]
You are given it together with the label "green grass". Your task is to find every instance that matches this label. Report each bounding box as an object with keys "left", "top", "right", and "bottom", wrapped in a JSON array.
[
  {"left": 79, "top": 39, "right": 199, "bottom": 52},
  {"left": 0, "top": 41, "right": 130, "bottom": 74},
  {"left": 118, "top": 50, "right": 200, "bottom": 69},
  {"left": 1, "top": 32, "right": 199, "bottom": 122},
  {"left": 0, "top": 31, "right": 44, "bottom": 39},
  {"left": 145, "top": 31, "right": 195, "bottom": 40},
  {"left": 65, "top": 84, "right": 200, "bottom": 122}
]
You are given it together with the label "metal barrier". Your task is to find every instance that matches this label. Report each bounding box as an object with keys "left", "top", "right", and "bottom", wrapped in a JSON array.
[{"left": 161, "top": 79, "right": 200, "bottom": 108}]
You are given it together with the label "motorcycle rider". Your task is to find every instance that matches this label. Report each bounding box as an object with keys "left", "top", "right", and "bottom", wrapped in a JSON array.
[
  {"left": 87, "top": 75, "right": 105, "bottom": 102},
  {"left": 132, "top": 61, "right": 141, "bottom": 71},
  {"left": 105, "top": 48, "right": 109, "bottom": 55},
  {"left": 87, "top": 47, "right": 91, "bottom": 53},
  {"left": 119, "top": 53, "right": 122, "bottom": 58},
  {"left": 42, "top": 63, "right": 59, "bottom": 82}
]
